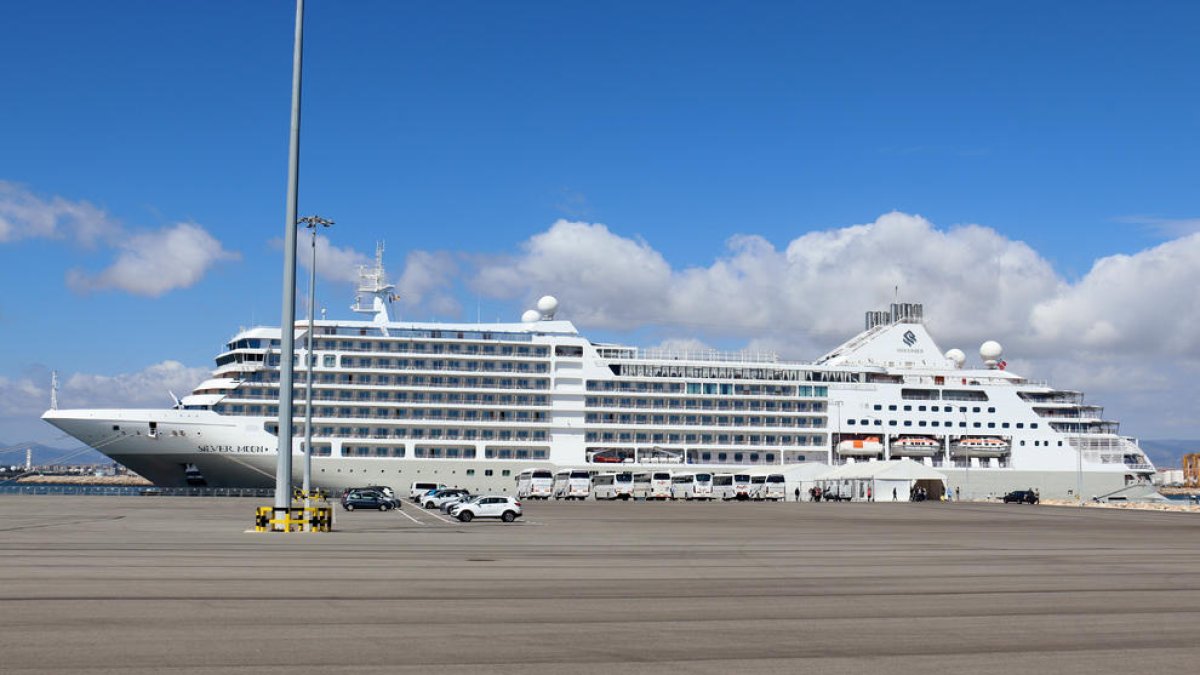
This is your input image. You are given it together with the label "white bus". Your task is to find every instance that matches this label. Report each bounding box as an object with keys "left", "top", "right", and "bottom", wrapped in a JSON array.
[
  {"left": 516, "top": 468, "right": 554, "bottom": 500},
  {"left": 732, "top": 473, "right": 753, "bottom": 500},
  {"left": 592, "top": 471, "right": 634, "bottom": 500},
  {"left": 749, "top": 474, "right": 767, "bottom": 500},
  {"left": 553, "top": 469, "right": 592, "bottom": 500},
  {"left": 762, "top": 473, "right": 786, "bottom": 501},
  {"left": 671, "top": 472, "right": 714, "bottom": 500},
  {"left": 712, "top": 473, "right": 735, "bottom": 500},
  {"left": 648, "top": 470, "right": 673, "bottom": 500},
  {"left": 632, "top": 472, "right": 652, "bottom": 500}
]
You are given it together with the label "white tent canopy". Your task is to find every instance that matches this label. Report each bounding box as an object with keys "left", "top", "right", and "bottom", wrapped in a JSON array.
[
  {"left": 818, "top": 459, "right": 947, "bottom": 482},
  {"left": 816, "top": 459, "right": 947, "bottom": 502}
]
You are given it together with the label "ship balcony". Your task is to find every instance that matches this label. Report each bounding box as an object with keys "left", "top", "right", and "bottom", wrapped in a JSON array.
[{"left": 1034, "top": 405, "right": 1104, "bottom": 419}]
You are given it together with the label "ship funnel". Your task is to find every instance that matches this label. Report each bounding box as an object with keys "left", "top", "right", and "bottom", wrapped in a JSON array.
[
  {"left": 890, "top": 303, "right": 923, "bottom": 324},
  {"left": 865, "top": 310, "right": 891, "bottom": 330}
]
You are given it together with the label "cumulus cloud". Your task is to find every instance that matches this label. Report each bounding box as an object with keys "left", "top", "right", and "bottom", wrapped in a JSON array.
[
  {"left": 67, "top": 223, "right": 240, "bottom": 297},
  {"left": 395, "top": 250, "right": 461, "bottom": 318},
  {"left": 1029, "top": 234, "right": 1200, "bottom": 357},
  {"left": 0, "top": 180, "right": 120, "bottom": 246},
  {"left": 296, "top": 234, "right": 372, "bottom": 283},
  {"left": 0, "top": 361, "right": 210, "bottom": 421},
  {"left": 1, "top": 180, "right": 239, "bottom": 296},
  {"left": 471, "top": 213, "right": 1064, "bottom": 350}
]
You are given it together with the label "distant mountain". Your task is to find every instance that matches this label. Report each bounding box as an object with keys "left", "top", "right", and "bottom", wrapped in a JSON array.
[
  {"left": 1139, "top": 440, "right": 1199, "bottom": 470},
  {"left": 0, "top": 442, "right": 113, "bottom": 467}
]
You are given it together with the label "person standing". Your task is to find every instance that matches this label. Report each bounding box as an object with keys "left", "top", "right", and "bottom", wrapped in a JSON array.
[{"left": 794, "top": 487, "right": 801, "bottom": 503}]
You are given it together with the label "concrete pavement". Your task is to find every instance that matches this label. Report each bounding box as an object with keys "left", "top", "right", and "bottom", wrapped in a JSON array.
[{"left": 1, "top": 496, "right": 1197, "bottom": 673}]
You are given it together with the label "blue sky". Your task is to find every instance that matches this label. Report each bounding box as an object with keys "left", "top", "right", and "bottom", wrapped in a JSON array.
[{"left": 2, "top": 0, "right": 1199, "bottom": 444}]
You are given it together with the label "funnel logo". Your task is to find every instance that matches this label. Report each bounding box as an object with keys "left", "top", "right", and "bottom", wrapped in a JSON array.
[{"left": 902, "top": 330, "right": 917, "bottom": 347}]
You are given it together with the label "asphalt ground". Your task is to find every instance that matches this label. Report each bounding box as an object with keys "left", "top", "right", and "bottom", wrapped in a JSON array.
[{"left": 1, "top": 496, "right": 1198, "bottom": 674}]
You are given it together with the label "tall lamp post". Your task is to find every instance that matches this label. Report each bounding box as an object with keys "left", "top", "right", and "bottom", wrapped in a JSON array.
[
  {"left": 274, "top": 0, "right": 306, "bottom": 518},
  {"left": 299, "top": 215, "right": 333, "bottom": 501}
]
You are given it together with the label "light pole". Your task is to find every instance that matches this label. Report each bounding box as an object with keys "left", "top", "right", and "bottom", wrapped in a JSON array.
[
  {"left": 273, "top": 0, "right": 306, "bottom": 519},
  {"left": 299, "top": 215, "right": 333, "bottom": 502}
]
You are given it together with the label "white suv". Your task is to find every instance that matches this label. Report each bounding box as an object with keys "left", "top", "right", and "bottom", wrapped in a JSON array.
[{"left": 450, "top": 495, "right": 522, "bottom": 523}]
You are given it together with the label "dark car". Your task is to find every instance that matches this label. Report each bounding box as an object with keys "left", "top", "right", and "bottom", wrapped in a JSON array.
[
  {"left": 359, "top": 485, "right": 401, "bottom": 508},
  {"left": 341, "top": 489, "right": 395, "bottom": 511},
  {"left": 1003, "top": 490, "right": 1039, "bottom": 504}
]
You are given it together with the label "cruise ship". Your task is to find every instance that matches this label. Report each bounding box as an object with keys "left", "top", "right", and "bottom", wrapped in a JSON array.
[{"left": 43, "top": 248, "right": 1155, "bottom": 499}]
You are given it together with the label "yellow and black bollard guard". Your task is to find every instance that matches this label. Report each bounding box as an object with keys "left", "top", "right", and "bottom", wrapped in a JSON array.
[{"left": 254, "top": 489, "right": 332, "bottom": 532}]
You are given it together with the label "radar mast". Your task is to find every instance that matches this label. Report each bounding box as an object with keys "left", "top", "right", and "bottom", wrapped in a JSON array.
[{"left": 351, "top": 242, "right": 397, "bottom": 332}]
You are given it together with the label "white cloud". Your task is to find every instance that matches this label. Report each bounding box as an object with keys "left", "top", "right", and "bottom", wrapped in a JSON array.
[
  {"left": 67, "top": 223, "right": 240, "bottom": 297},
  {"left": 1029, "top": 234, "right": 1200, "bottom": 357},
  {"left": 0, "top": 361, "right": 210, "bottom": 421},
  {"left": 471, "top": 213, "right": 1063, "bottom": 349},
  {"left": 1, "top": 181, "right": 239, "bottom": 296},
  {"left": 395, "top": 250, "right": 461, "bottom": 318},
  {"left": 0, "top": 180, "right": 120, "bottom": 246},
  {"left": 297, "top": 234, "right": 372, "bottom": 283}
]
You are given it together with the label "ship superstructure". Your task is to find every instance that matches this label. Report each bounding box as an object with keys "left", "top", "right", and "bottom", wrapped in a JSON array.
[{"left": 43, "top": 254, "right": 1154, "bottom": 498}]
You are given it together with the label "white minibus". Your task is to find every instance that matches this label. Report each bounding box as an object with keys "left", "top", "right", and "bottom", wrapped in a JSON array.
[
  {"left": 749, "top": 474, "right": 767, "bottom": 500},
  {"left": 649, "top": 470, "right": 673, "bottom": 500},
  {"left": 732, "top": 473, "right": 753, "bottom": 500},
  {"left": 762, "top": 473, "right": 786, "bottom": 501},
  {"left": 671, "top": 472, "right": 714, "bottom": 500},
  {"left": 592, "top": 471, "right": 634, "bottom": 500},
  {"left": 552, "top": 470, "right": 572, "bottom": 499},
  {"left": 559, "top": 469, "right": 592, "bottom": 500},
  {"left": 712, "top": 473, "right": 735, "bottom": 500},
  {"left": 632, "top": 472, "right": 652, "bottom": 499},
  {"left": 516, "top": 468, "right": 554, "bottom": 500}
]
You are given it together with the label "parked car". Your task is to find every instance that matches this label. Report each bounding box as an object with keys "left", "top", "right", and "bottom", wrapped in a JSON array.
[
  {"left": 450, "top": 495, "right": 522, "bottom": 522},
  {"left": 422, "top": 488, "right": 471, "bottom": 510},
  {"left": 1003, "top": 490, "right": 1039, "bottom": 504},
  {"left": 342, "top": 489, "right": 395, "bottom": 511},
  {"left": 440, "top": 492, "right": 476, "bottom": 513},
  {"left": 357, "top": 485, "right": 401, "bottom": 509},
  {"left": 409, "top": 481, "right": 445, "bottom": 502}
]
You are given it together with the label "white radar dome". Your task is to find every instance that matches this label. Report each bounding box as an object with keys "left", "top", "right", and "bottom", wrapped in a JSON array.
[
  {"left": 980, "top": 340, "right": 1003, "bottom": 361},
  {"left": 521, "top": 309, "right": 541, "bottom": 323},
  {"left": 536, "top": 295, "right": 559, "bottom": 319},
  {"left": 945, "top": 348, "right": 966, "bottom": 367}
]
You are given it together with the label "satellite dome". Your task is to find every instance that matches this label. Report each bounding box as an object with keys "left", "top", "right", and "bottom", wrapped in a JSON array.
[
  {"left": 945, "top": 348, "right": 966, "bottom": 367},
  {"left": 980, "top": 340, "right": 1003, "bottom": 361},
  {"left": 521, "top": 309, "right": 541, "bottom": 323},
  {"left": 536, "top": 295, "right": 559, "bottom": 319}
]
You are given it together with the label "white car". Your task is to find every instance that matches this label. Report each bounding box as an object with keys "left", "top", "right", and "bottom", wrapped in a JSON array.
[
  {"left": 422, "top": 489, "right": 471, "bottom": 510},
  {"left": 450, "top": 495, "right": 522, "bottom": 523}
]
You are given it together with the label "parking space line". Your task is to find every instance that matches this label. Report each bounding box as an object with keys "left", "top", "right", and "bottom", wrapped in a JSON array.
[
  {"left": 395, "top": 508, "right": 426, "bottom": 526},
  {"left": 421, "top": 508, "right": 455, "bottom": 524}
]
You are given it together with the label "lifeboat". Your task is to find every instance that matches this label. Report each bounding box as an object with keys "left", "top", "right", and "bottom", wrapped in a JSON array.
[
  {"left": 951, "top": 436, "right": 1010, "bottom": 458},
  {"left": 890, "top": 436, "right": 942, "bottom": 457},
  {"left": 836, "top": 435, "right": 884, "bottom": 457}
]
